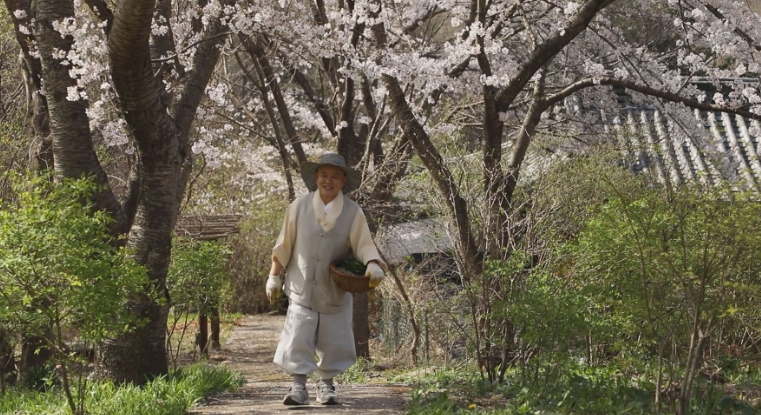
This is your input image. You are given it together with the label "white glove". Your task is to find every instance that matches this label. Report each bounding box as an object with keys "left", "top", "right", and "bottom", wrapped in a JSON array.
[
  {"left": 365, "top": 262, "right": 384, "bottom": 288},
  {"left": 266, "top": 275, "right": 282, "bottom": 304}
]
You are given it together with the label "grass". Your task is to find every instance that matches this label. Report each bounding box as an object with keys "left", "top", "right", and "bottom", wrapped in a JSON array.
[
  {"left": 0, "top": 363, "right": 244, "bottom": 415},
  {"left": 392, "top": 362, "right": 761, "bottom": 415},
  {"left": 335, "top": 357, "right": 371, "bottom": 384}
]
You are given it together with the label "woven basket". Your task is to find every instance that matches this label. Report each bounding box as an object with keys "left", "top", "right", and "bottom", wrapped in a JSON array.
[{"left": 329, "top": 262, "right": 373, "bottom": 293}]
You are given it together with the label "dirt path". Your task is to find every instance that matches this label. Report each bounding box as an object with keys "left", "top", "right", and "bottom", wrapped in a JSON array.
[{"left": 188, "top": 315, "right": 409, "bottom": 414}]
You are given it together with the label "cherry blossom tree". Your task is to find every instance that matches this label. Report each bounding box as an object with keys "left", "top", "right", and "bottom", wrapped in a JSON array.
[
  {"left": 204, "top": 0, "right": 760, "bottom": 264},
  {"left": 4, "top": 0, "right": 761, "bottom": 382},
  {"left": 3, "top": 0, "right": 231, "bottom": 382},
  {"left": 212, "top": 0, "right": 761, "bottom": 371}
]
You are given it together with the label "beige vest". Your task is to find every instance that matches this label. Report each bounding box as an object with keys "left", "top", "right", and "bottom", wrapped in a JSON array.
[{"left": 284, "top": 192, "right": 359, "bottom": 313}]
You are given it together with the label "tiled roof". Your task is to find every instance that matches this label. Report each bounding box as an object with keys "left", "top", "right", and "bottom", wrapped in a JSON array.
[
  {"left": 376, "top": 218, "right": 453, "bottom": 265},
  {"left": 596, "top": 80, "right": 761, "bottom": 190},
  {"left": 382, "top": 79, "right": 761, "bottom": 261},
  {"left": 175, "top": 214, "right": 242, "bottom": 240}
]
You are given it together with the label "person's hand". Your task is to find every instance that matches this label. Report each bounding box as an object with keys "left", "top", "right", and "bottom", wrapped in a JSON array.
[
  {"left": 365, "top": 262, "right": 384, "bottom": 288},
  {"left": 266, "top": 275, "right": 282, "bottom": 304}
]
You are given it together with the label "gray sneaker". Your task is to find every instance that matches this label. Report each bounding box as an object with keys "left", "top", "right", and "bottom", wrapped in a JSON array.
[
  {"left": 316, "top": 382, "right": 338, "bottom": 405},
  {"left": 283, "top": 383, "right": 309, "bottom": 405}
]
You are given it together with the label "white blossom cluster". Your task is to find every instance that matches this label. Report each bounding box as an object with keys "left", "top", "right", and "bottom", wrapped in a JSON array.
[
  {"left": 45, "top": 5, "right": 134, "bottom": 148},
  {"left": 19, "top": 0, "right": 761, "bottom": 210}
]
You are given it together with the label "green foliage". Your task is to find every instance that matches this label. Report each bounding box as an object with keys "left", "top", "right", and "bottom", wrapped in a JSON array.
[
  {"left": 166, "top": 238, "right": 231, "bottom": 364},
  {"left": 570, "top": 183, "right": 761, "bottom": 395},
  {"left": 580, "top": 182, "right": 761, "bottom": 305},
  {"left": 0, "top": 172, "right": 154, "bottom": 414},
  {"left": 336, "top": 357, "right": 370, "bottom": 384},
  {"left": 167, "top": 238, "right": 231, "bottom": 315},
  {"left": 335, "top": 257, "right": 366, "bottom": 275},
  {"left": 226, "top": 198, "right": 286, "bottom": 314},
  {"left": 0, "top": 363, "right": 245, "bottom": 415},
  {"left": 403, "top": 363, "right": 760, "bottom": 414},
  {"left": 482, "top": 257, "right": 589, "bottom": 374},
  {"left": 0, "top": 172, "right": 151, "bottom": 342},
  {"left": 397, "top": 145, "right": 761, "bottom": 414}
]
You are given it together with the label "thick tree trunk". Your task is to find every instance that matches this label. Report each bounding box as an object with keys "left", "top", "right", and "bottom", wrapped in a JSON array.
[
  {"left": 31, "top": 0, "right": 122, "bottom": 223},
  {"left": 90, "top": 0, "right": 226, "bottom": 382},
  {"left": 18, "top": 335, "right": 52, "bottom": 382},
  {"left": 98, "top": 114, "right": 182, "bottom": 382},
  {"left": 0, "top": 331, "right": 13, "bottom": 392},
  {"left": 98, "top": 297, "right": 169, "bottom": 383}
]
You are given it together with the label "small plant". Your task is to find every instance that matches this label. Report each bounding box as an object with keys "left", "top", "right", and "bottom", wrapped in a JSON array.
[
  {"left": 334, "top": 258, "right": 366, "bottom": 275},
  {"left": 336, "top": 357, "right": 369, "bottom": 384},
  {"left": 166, "top": 238, "right": 231, "bottom": 364}
]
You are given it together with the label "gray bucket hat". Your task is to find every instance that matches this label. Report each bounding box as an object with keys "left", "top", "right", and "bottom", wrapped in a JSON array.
[{"left": 300, "top": 153, "right": 362, "bottom": 193}]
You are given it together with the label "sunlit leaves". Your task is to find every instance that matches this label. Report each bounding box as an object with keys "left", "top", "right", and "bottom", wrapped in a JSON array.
[{"left": 0, "top": 172, "right": 152, "bottom": 343}]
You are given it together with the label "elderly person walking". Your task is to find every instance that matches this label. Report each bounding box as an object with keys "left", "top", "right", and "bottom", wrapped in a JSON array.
[{"left": 265, "top": 153, "right": 386, "bottom": 406}]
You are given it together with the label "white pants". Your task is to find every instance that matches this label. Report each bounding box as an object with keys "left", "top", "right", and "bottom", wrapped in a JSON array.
[{"left": 274, "top": 300, "right": 356, "bottom": 379}]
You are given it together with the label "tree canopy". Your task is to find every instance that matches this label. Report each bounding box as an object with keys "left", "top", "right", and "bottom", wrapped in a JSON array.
[{"left": 2, "top": 0, "right": 761, "bottom": 383}]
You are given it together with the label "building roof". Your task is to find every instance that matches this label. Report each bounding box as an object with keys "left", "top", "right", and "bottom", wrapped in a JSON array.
[
  {"left": 175, "top": 214, "right": 242, "bottom": 241},
  {"left": 590, "top": 80, "right": 761, "bottom": 190},
  {"left": 376, "top": 218, "right": 452, "bottom": 265},
  {"left": 381, "top": 79, "right": 761, "bottom": 261}
]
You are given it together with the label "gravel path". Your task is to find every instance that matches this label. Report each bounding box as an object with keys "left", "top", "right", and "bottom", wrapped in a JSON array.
[{"left": 188, "top": 314, "right": 409, "bottom": 414}]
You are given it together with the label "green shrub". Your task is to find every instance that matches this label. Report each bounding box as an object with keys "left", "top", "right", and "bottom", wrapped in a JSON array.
[
  {"left": 225, "top": 199, "right": 287, "bottom": 314},
  {"left": 0, "top": 172, "right": 153, "bottom": 414},
  {"left": 168, "top": 239, "right": 231, "bottom": 316},
  {"left": 166, "top": 238, "right": 231, "bottom": 363}
]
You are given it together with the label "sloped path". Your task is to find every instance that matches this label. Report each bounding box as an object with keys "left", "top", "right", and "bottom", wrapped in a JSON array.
[{"left": 188, "top": 315, "right": 409, "bottom": 414}]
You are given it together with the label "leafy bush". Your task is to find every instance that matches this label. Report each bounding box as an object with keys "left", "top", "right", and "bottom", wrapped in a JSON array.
[
  {"left": 0, "top": 172, "right": 151, "bottom": 341},
  {"left": 0, "top": 172, "right": 153, "bottom": 414},
  {"left": 225, "top": 199, "right": 287, "bottom": 314},
  {"left": 394, "top": 150, "right": 761, "bottom": 414},
  {"left": 168, "top": 239, "right": 231, "bottom": 316},
  {"left": 570, "top": 183, "right": 761, "bottom": 412},
  {"left": 166, "top": 238, "right": 231, "bottom": 363}
]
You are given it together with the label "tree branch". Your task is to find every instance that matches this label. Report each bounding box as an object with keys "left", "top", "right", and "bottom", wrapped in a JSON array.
[
  {"left": 240, "top": 34, "right": 306, "bottom": 165},
  {"left": 544, "top": 77, "right": 761, "bottom": 122},
  {"left": 701, "top": 1, "right": 761, "bottom": 53},
  {"left": 495, "top": 0, "right": 615, "bottom": 112},
  {"left": 83, "top": 0, "right": 113, "bottom": 34}
]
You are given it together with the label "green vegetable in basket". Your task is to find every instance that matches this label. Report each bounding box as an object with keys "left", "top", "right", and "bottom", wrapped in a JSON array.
[{"left": 335, "top": 258, "right": 366, "bottom": 275}]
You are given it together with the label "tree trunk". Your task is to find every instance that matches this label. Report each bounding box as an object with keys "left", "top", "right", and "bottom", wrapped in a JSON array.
[
  {"left": 198, "top": 313, "right": 208, "bottom": 357},
  {"left": 210, "top": 307, "right": 221, "bottom": 350},
  {"left": 98, "top": 155, "right": 180, "bottom": 383},
  {"left": 0, "top": 331, "right": 16, "bottom": 391},
  {"left": 18, "top": 335, "right": 52, "bottom": 383},
  {"left": 352, "top": 293, "right": 370, "bottom": 359},
  {"left": 93, "top": 0, "right": 227, "bottom": 383}
]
